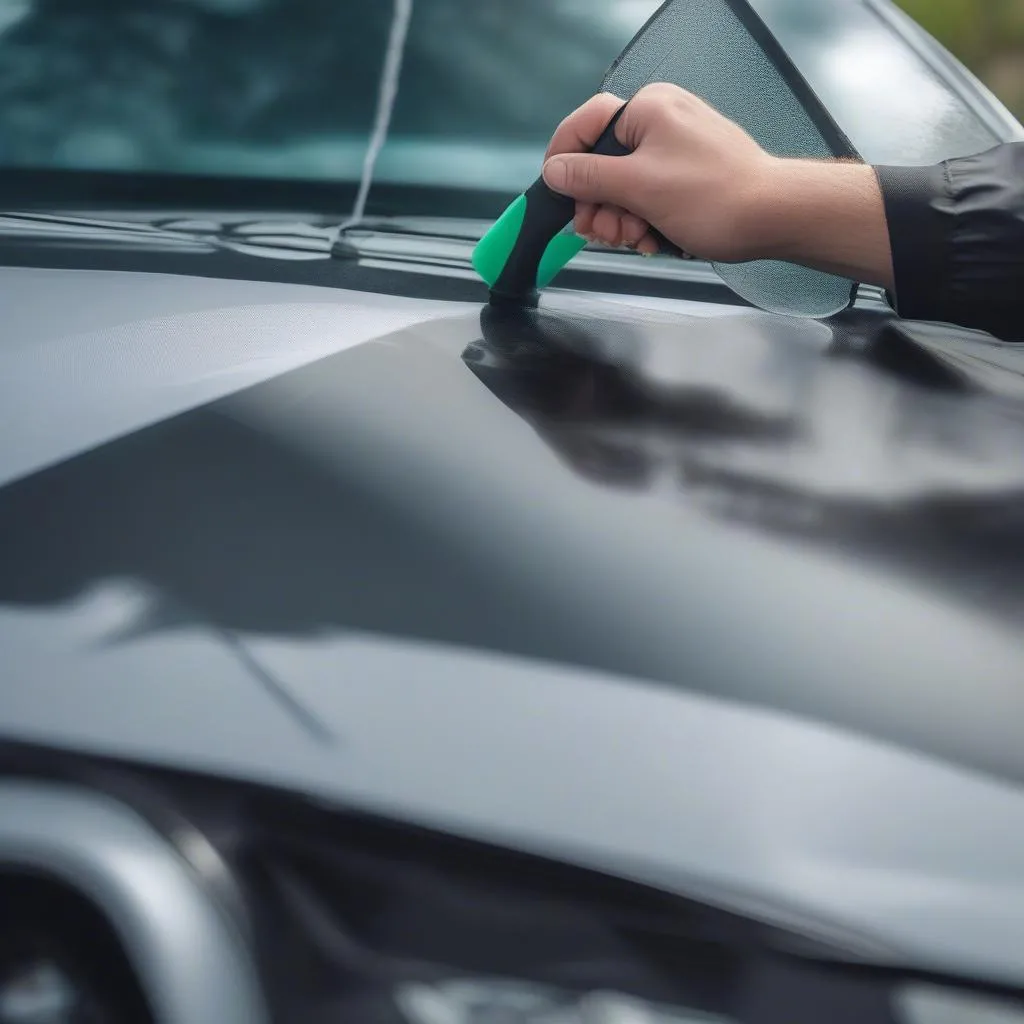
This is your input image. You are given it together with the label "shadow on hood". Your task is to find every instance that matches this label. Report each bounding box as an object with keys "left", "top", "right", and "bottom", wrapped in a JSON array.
[
  {"left": 3, "top": 298, "right": 1024, "bottom": 786},
  {"left": 3, "top": 300, "right": 1024, "bottom": 641}
]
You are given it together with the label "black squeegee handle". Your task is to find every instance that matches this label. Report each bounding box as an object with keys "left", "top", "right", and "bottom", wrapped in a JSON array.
[{"left": 489, "top": 101, "right": 690, "bottom": 303}]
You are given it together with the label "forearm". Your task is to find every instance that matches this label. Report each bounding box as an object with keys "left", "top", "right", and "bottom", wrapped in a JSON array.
[
  {"left": 745, "top": 158, "right": 895, "bottom": 291},
  {"left": 746, "top": 143, "right": 1024, "bottom": 341},
  {"left": 545, "top": 86, "right": 1021, "bottom": 339}
]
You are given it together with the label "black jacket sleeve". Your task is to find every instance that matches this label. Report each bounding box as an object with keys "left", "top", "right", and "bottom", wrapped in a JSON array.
[{"left": 874, "top": 142, "right": 1024, "bottom": 341}]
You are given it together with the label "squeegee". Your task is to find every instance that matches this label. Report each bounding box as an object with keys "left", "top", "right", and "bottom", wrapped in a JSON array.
[{"left": 471, "top": 0, "right": 861, "bottom": 318}]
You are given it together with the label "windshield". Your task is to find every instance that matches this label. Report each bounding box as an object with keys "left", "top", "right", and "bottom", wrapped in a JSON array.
[
  {"left": 0, "top": 0, "right": 1018, "bottom": 219},
  {"left": 0, "top": 0, "right": 659, "bottom": 204}
]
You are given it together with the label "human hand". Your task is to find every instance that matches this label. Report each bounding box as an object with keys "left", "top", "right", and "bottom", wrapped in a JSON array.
[
  {"left": 542, "top": 83, "right": 893, "bottom": 289},
  {"left": 542, "top": 84, "right": 777, "bottom": 263}
]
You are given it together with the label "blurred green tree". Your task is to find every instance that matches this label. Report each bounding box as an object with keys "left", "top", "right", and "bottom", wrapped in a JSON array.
[{"left": 894, "top": 0, "right": 1024, "bottom": 117}]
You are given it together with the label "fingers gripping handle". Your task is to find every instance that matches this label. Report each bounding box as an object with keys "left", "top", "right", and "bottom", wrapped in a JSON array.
[
  {"left": 482, "top": 101, "right": 689, "bottom": 305},
  {"left": 574, "top": 103, "right": 688, "bottom": 260}
]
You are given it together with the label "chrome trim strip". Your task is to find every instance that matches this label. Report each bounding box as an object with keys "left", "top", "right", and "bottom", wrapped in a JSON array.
[{"left": 0, "top": 780, "right": 268, "bottom": 1024}]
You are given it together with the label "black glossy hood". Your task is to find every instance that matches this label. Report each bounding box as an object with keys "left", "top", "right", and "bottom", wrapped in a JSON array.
[{"left": 4, "top": 264, "right": 1024, "bottom": 985}]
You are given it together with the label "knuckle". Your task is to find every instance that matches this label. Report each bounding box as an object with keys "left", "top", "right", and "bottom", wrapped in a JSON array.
[
  {"left": 582, "top": 159, "right": 602, "bottom": 193},
  {"left": 632, "top": 85, "right": 660, "bottom": 113},
  {"left": 632, "top": 84, "right": 677, "bottom": 126},
  {"left": 555, "top": 108, "right": 582, "bottom": 140},
  {"left": 638, "top": 82, "right": 677, "bottom": 104}
]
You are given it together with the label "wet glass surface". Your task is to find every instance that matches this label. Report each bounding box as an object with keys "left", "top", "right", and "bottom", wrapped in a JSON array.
[
  {"left": 755, "top": 0, "right": 1017, "bottom": 163},
  {"left": 0, "top": 0, "right": 655, "bottom": 191},
  {"left": 0, "top": 0, "right": 1015, "bottom": 198}
]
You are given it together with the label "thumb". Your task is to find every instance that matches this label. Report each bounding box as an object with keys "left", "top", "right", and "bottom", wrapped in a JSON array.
[{"left": 542, "top": 153, "right": 630, "bottom": 205}]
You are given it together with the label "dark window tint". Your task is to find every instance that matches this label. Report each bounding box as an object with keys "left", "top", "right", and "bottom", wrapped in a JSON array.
[
  {"left": 0, "top": 0, "right": 659, "bottom": 191},
  {"left": 0, "top": 0, "right": 1016, "bottom": 202},
  {"left": 751, "top": 0, "right": 1022, "bottom": 164}
]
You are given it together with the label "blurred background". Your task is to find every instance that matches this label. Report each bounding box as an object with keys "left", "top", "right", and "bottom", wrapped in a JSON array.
[
  {"left": 0, "top": 0, "right": 1020, "bottom": 211},
  {"left": 895, "top": 0, "right": 1024, "bottom": 116}
]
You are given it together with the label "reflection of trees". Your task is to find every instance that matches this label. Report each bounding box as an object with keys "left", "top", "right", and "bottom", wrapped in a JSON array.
[
  {"left": 1, "top": 0, "right": 1019, "bottom": 174},
  {"left": 466, "top": 306, "right": 1024, "bottom": 626},
  {"left": 0, "top": 0, "right": 386, "bottom": 165},
  {"left": 391, "top": 0, "right": 633, "bottom": 139},
  {"left": 0, "top": 0, "right": 641, "bottom": 167}
]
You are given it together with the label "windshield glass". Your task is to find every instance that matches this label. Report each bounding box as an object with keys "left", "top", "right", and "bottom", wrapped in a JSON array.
[
  {"left": 0, "top": 0, "right": 659, "bottom": 199},
  {"left": 0, "top": 0, "right": 1017, "bottom": 218}
]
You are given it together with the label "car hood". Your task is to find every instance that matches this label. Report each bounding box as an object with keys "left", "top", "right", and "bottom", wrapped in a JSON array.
[{"left": 4, "top": 264, "right": 1024, "bottom": 986}]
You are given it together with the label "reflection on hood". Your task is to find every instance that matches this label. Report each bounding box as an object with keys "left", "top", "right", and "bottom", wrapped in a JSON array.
[{"left": 466, "top": 302, "right": 1024, "bottom": 620}]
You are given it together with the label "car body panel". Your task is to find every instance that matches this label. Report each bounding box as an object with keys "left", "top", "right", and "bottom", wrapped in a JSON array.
[
  {"left": 3, "top": 590, "right": 1024, "bottom": 988},
  {"left": 2, "top": 0, "right": 1024, "bottom": 1003},
  {"left": 0, "top": 781, "right": 269, "bottom": 1023},
  {"left": 2, "top": 259, "right": 1024, "bottom": 986},
  {"left": 755, "top": 0, "right": 1024, "bottom": 163},
  {"left": 0, "top": 265, "right": 478, "bottom": 487}
]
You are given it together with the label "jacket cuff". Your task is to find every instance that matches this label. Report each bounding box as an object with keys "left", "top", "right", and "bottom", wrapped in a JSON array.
[{"left": 873, "top": 163, "right": 952, "bottom": 322}]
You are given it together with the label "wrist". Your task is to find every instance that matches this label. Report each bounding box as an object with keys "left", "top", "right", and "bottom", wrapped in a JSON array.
[
  {"left": 738, "top": 156, "right": 895, "bottom": 289},
  {"left": 734, "top": 155, "right": 796, "bottom": 262}
]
